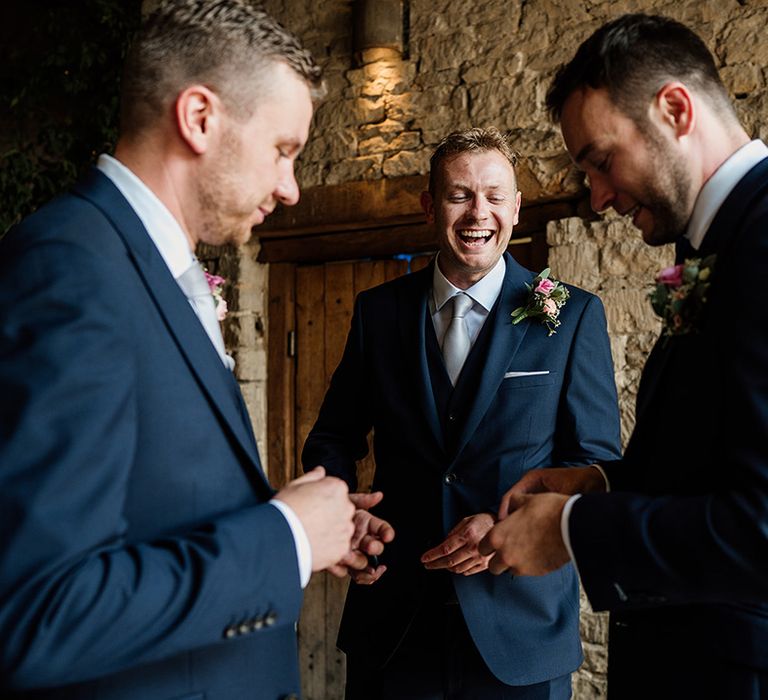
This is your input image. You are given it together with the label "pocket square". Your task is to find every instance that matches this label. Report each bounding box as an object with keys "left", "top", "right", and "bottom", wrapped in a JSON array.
[{"left": 504, "top": 370, "right": 550, "bottom": 378}]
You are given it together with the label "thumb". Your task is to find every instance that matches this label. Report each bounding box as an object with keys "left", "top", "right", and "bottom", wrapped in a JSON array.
[
  {"left": 291, "top": 466, "right": 326, "bottom": 485},
  {"left": 498, "top": 491, "right": 528, "bottom": 520},
  {"left": 350, "top": 490, "right": 384, "bottom": 510}
]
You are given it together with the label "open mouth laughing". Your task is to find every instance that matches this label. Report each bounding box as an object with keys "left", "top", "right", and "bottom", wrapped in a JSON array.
[{"left": 457, "top": 228, "right": 495, "bottom": 246}]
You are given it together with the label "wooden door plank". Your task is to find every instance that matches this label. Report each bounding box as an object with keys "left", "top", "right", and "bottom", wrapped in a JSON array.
[
  {"left": 295, "top": 264, "right": 328, "bottom": 700},
  {"left": 323, "top": 262, "right": 356, "bottom": 699},
  {"left": 266, "top": 263, "right": 295, "bottom": 489}
]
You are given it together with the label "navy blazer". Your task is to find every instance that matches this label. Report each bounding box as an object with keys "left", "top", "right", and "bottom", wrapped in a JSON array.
[
  {"left": 302, "top": 253, "right": 621, "bottom": 685},
  {"left": 570, "top": 158, "right": 768, "bottom": 677},
  {"left": 0, "top": 170, "right": 302, "bottom": 699}
]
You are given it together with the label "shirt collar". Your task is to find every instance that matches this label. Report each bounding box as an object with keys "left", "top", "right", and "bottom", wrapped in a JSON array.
[
  {"left": 432, "top": 254, "right": 506, "bottom": 312},
  {"left": 96, "top": 154, "right": 195, "bottom": 278},
  {"left": 686, "top": 139, "right": 768, "bottom": 250}
]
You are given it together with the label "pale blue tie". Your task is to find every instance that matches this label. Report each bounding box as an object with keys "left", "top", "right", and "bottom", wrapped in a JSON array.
[
  {"left": 442, "top": 293, "right": 473, "bottom": 385},
  {"left": 177, "top": 261, "right": 235, "bottom": 371}
]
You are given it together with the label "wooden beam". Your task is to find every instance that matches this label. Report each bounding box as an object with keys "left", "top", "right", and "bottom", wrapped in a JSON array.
[
  {"left": 258, "top": 198, "right": 583, "bottom": 264},
  {"left": 258, "top": 174, "right": 427, "bottom": 237}
]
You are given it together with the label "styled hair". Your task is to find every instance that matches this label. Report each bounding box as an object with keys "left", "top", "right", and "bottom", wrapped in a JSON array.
[
  {"left": 120, "top": 0, "right": 324, "bottom": 135},
  {"left": 546, "top": 13, "right": 735, "bottom": 125},
  {"left": 428, "top": 127, "right": 519, "bottom": 194}
]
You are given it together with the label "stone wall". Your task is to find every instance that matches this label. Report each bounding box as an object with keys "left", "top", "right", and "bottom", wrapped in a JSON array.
[{"left": 228, "top": 1, "right": 768, "bottom": 697}]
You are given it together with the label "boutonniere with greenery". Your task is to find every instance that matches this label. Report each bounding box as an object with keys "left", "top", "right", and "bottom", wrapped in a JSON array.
[
  {"left": 649, "top": 255, "right": 716, "bottom": 338},
  {"left": 511, "top": 268, "right": 570, "bottom": 336},
  {"left": 204, "top": 269, "right": 229, "bottom": 322}
]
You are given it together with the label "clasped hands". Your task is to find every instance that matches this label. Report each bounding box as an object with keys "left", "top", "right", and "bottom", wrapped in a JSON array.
[
  {"left": 477, "top": 465, "right": 607, "bottom": 576},
  {"left": 273, "top": 467, "right": 395, "bottom": 584}
]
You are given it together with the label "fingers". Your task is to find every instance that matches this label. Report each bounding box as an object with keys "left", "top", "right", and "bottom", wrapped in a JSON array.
[
  {"left": 350, "top": 564, "right": 387, "bottom": 585},
  {"left": 349, "top": 490, "right": 384, "bottom": 510},
  {"left": 497, "top": 491, "right": 528, "bottom": 520},
  {"left": 290, "top": 465, "right": 326, "bottom": 485}
]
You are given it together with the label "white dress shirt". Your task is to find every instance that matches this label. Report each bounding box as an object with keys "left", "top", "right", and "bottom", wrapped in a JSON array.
[
  {"left": 560, "top": 139, "right": 768, "bottom": 566},
  {"left": 430, "top": 254, "right": 506, "bottom": 347},
  {"left": 96, "top": 154, "right": 312, "bottom": 588}
]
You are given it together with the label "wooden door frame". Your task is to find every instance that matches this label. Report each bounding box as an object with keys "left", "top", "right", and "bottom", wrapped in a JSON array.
[{"left": 263, "top": 174, "right": 590, "bottom": 484}]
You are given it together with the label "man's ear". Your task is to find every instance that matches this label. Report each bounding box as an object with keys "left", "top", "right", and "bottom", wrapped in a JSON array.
[
  {"left": 175, "top": 85, "right": 221, "bottom": 155},
  {"left": 513, "top": 189, "right": 522, "bottom": 226},
  {"left": 654, "top": 82, "right": 695, "bottom": 138},
  {"left": 420, "top": 190, "right": 435, "bottom": 224}
]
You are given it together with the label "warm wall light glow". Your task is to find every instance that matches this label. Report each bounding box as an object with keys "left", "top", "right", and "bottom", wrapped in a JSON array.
[{"left": 353, "top": 0, "right": 405, "bottom": 63}]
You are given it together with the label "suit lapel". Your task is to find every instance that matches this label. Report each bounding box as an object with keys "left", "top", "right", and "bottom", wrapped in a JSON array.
[
  {"left": 636, "top": 155, "right": 768, "bottom": 424},
  {"left": 451, "top": 253, "right": 533, "bottom": 460},
  {"left": 397, "top": 261, "right": 445, "bottom": 452},
  {"left": 73, "top": 169, "right": 266, "bottom": 483}
]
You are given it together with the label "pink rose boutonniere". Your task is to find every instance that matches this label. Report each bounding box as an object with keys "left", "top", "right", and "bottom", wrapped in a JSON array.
[
  {"left": 511, "top": 268, "right": 570, "bottom": 336},
  {"left": 649, "top": 255, "right": 715, "bottom": 338},
  {"left": 204, "top": 270, "right": 229, "bottom": 322}
]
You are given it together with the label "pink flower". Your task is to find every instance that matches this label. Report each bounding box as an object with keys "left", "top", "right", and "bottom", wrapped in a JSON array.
[
  {"left": 205, "top": 271, "right": 226, "bottom": 291},
  {"left": 216, "top": 298, "right": 228, "bottom": 322},
  {"left": 535, "top": 278, "right": 556, "bottom": 295},
  {"left": 542, "top": 298, "right": 558, "bottom": 318},
  {"left": 656, "top": 265, "right": 683, "bottom": 288}
]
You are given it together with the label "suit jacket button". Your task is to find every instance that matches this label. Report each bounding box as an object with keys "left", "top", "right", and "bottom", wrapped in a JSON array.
[
  {"left": 251, "top": 616, "right": 264, "bottom": 630},
  {"left": 448, "top": 414, "right": 456, "bottom": 422},
  {"left": 224, "top": 625, "right": 237, "bottom": 639},
  {"left": 444, "top": 473, "right": 456, "bottom": 485},
  {"left": 238, "top": 622, "right": 250, "bottom": 635},
  {"left": 264, "top": 611, "right": 278, "bottom": 627}
]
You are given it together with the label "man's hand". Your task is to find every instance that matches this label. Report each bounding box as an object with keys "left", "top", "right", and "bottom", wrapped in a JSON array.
[
  {"left": 421, "top": 513, "right": 495, "bottom": 576},
  {"left": 328, "top": 491, "right": 396, "bottom": 584},
  {"left": 499, "top": 466, "right": 605, "bottom": 517},
  {"left": 273, "top": 466, "right": 355, "bottom": 572},
  {"left": 479, "top": 493, "right": 570, "bottom": 576}
]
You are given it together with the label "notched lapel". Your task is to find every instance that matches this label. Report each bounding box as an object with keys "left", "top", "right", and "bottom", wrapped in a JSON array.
[{"left": 73, "top": 170, "right": 266, "bottom": 484}]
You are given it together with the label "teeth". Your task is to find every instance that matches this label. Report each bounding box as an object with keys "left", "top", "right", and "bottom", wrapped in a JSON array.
[{"left": 458, "top": 230, "right": 494, "bottom": 238}]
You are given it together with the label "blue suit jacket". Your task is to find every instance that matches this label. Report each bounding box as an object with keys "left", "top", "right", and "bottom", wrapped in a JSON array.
[
  {"left": 570, "top": 157, "right": 768, "bottom": 683},
  {"left": 302, "top": 253, "right": 621, "bottom": 685},
  {"left": 0, "top": 170, "right": 302, "bottom": 699}
]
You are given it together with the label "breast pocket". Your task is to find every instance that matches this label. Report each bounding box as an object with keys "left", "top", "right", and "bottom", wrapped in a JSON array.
[{"left": 501, "top": 372, "right": 557, "bottom": 389}]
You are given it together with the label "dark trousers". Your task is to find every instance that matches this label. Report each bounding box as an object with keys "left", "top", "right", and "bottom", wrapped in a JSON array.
[{"left": 345, "top": 602, "right": 571, "bottom": 700}]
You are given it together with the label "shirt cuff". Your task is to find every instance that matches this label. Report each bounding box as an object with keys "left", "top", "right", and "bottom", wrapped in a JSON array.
[
  {"left": 561, "top": 494, "right": 582, "bottom": 578},
  {"left": 269, "top": 499, "right": 312, "bottom": 588},
  {"left": 591, "top": 463, "right": 610, "bottom": 492}
]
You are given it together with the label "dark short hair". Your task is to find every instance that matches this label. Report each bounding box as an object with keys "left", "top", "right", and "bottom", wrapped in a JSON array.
[
  {"left": 120, "top": 0, "right": 324, "bottom": 135},
  {"left": 428, "top": 127, "right": 519, "bottom": 195},
  {"left": 546, "top": 13, "right": 735, "bottom": 124}
]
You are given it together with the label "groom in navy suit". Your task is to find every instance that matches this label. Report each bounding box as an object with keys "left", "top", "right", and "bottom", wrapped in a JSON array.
[
  {"left": 303, "top": 127, "right": 621, "bottom": 698},
  {"left": 0, "top": 2, "right": 392, "bottom": 698},
  {"left": 480, "top": 14, "right": 768, "bottom": 699}
]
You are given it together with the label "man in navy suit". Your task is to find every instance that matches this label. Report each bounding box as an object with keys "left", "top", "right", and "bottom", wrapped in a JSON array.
[
  {"left": 480, "top": 14, "right": 768, "bottom": 699},
  {"left": 302, "top": 127, "right": 621, "bottom": 699},
  {"left": 0, "top": 2, "right": 392, "bottom": 698}
]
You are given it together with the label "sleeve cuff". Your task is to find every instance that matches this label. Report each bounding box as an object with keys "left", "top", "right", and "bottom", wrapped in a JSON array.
[
  {"left": 591, "top": 463, "right": 610, "bottom": 492},
  {"left": 269, "top": 499, "right": 312, "bottom": 588},
  {"left": 561, "top": 494, "right": 583, "bottom": 579}
]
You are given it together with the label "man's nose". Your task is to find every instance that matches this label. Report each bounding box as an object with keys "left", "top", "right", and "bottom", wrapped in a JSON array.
[
  {"left": 276, "top": 167, "right": 300, "bottom": 206},
  {"left": 589, "top": 173, "right": 614, "bottom": 214},
  {"left": 469, "top": 195, "right": 490, "bottom": 219}
]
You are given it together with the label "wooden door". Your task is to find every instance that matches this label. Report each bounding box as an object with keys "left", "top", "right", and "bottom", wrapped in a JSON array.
[{"left": 268, "top": 255, "right": 431, "bottom": 700}]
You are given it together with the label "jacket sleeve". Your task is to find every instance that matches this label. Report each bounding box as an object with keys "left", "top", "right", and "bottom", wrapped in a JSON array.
[
  {"left": 301, "top": 293, "right": 373, "bottom": 491},
  {"left": 553, "top": 293, "right": 623, "bottom": 466},
  {"left": 0, "top": 238, "right": 303, "bottom": 689}
]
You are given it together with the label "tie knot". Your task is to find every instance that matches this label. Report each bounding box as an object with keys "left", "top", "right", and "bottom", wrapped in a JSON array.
[
  {"left": 177, "top": 261, "right": 211, "bottom": 300},
  {"left": 451, "top": 293, "right": 473, "bottom": 319}
]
